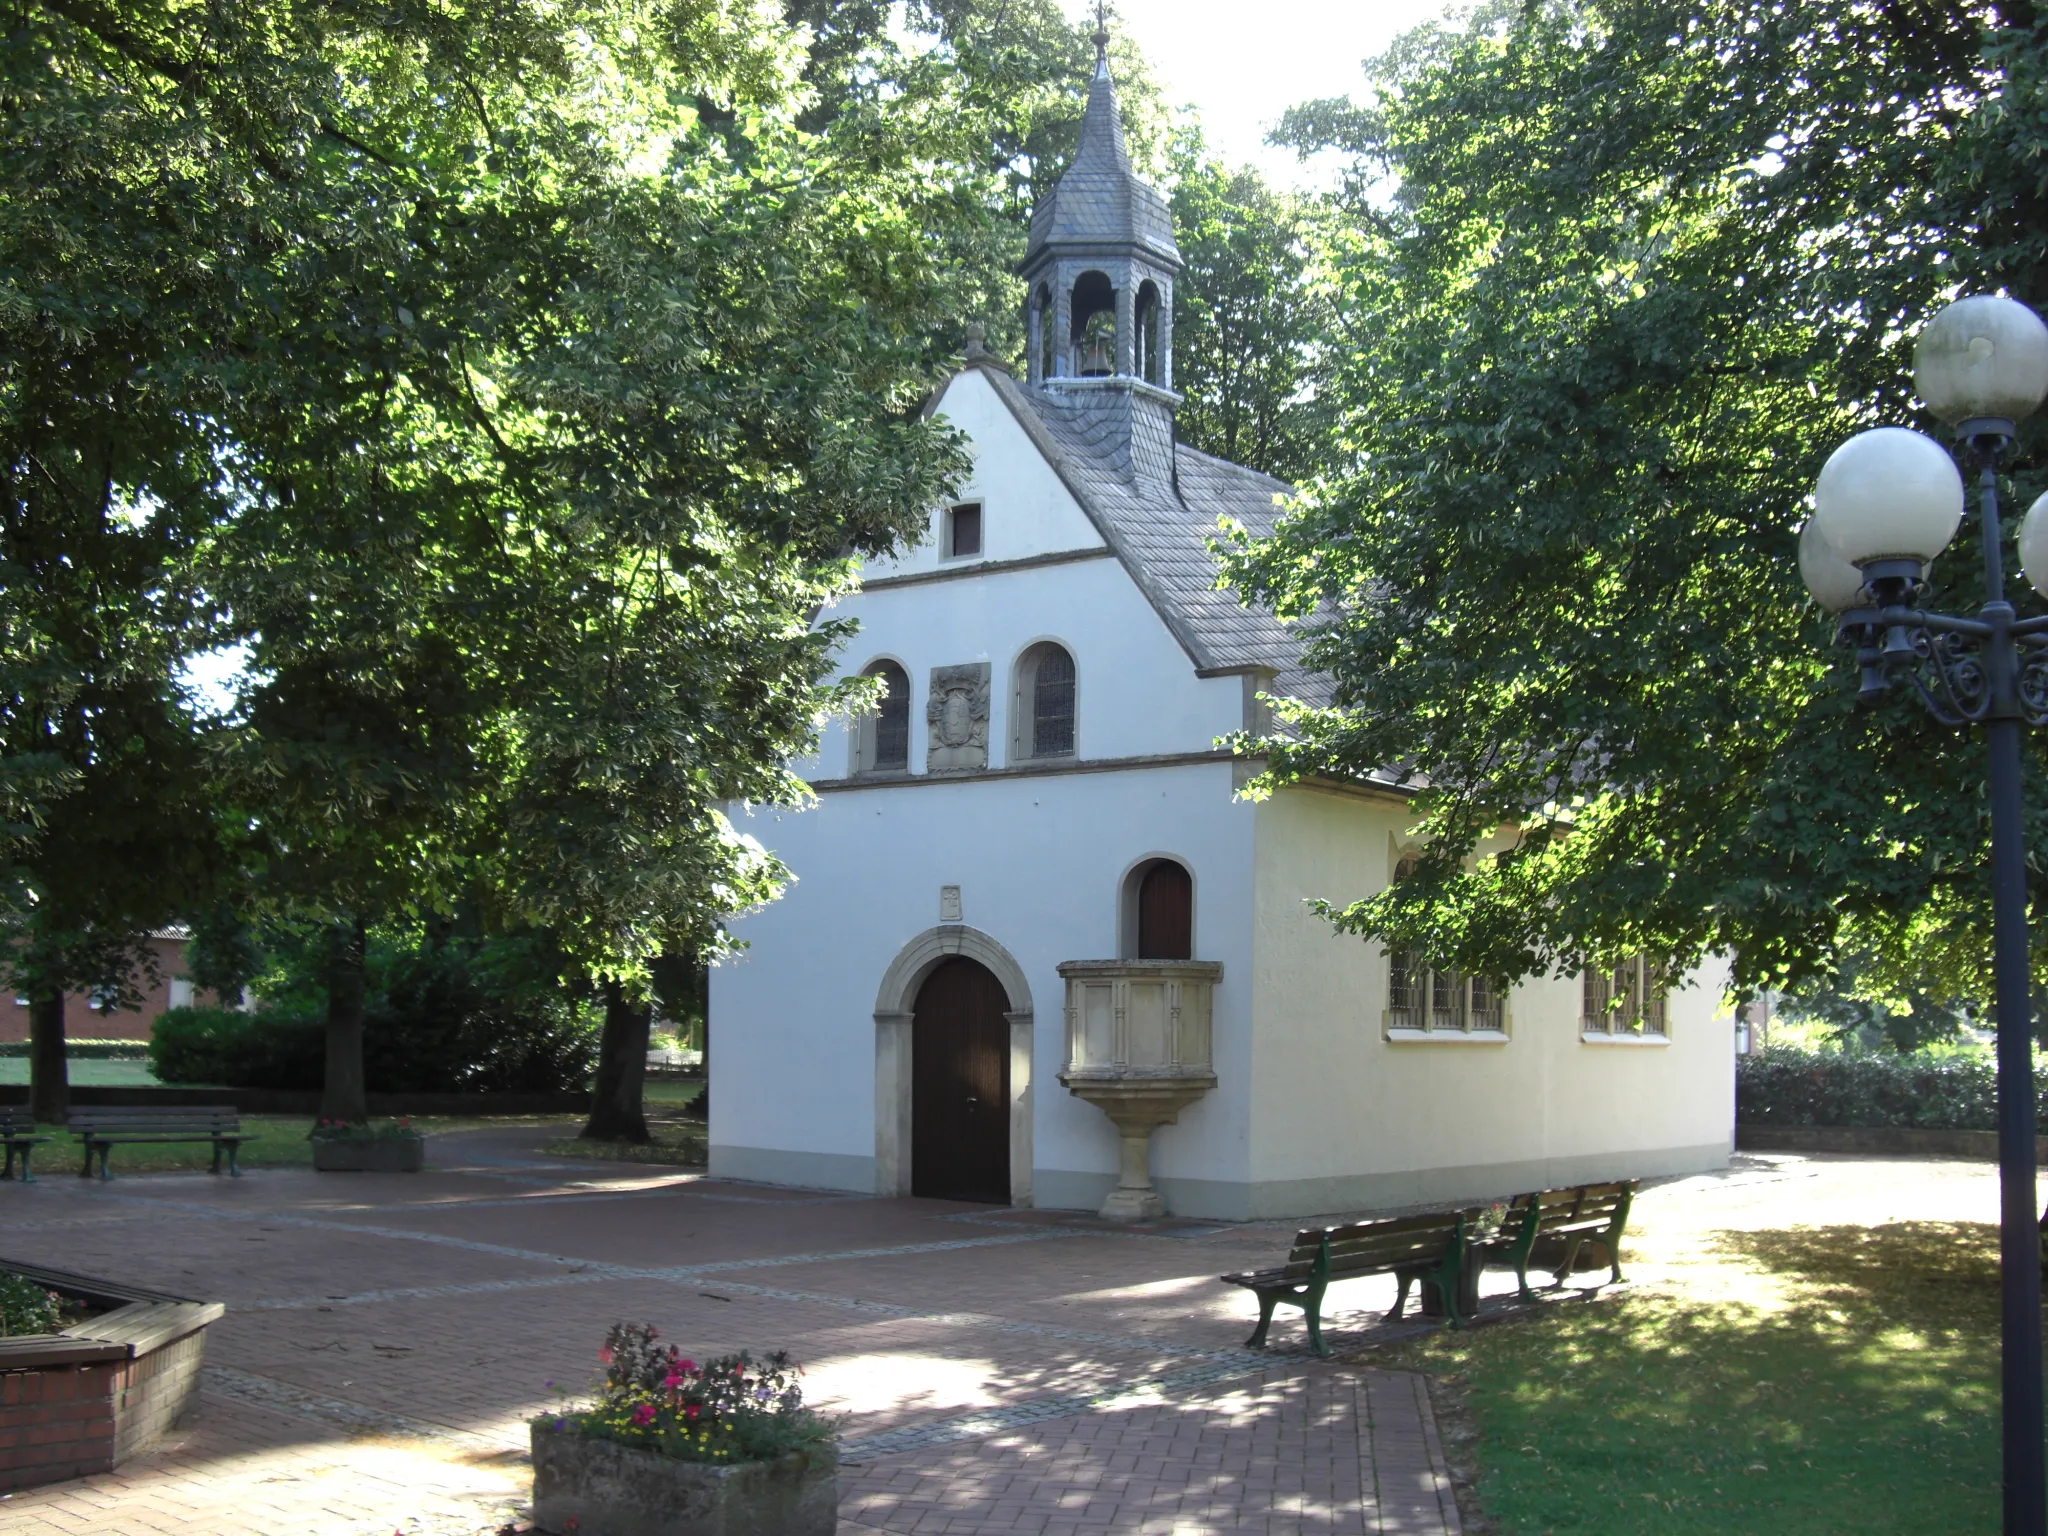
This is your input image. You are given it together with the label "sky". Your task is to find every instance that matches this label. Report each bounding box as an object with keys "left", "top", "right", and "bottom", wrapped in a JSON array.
[{"left": 1084, "top": 0, "right": 1452, "bottom": 187}]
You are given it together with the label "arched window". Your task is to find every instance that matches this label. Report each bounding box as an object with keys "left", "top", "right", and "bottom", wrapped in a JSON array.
[
  {"left": 1035, "top": 283, "right": 1056, "bottom": 380},
  {"left": 852, "top": 660, "right": 910, "bottom": 774},
  {"left": 1070, "top": 270, "right": 1116, "bottom": 377},
  {"left": 1121, "top": 858, "right": 1193, "bottom": 959},
  {"left": 1385, "top": 856, "right": 1503, "bottom": 1035},
  {"left": 1136, "top": 281, "right": 1160, "bottom": 384},
  {"left": 1013, "top": 642, "right": 1076, "bottom": 762}
]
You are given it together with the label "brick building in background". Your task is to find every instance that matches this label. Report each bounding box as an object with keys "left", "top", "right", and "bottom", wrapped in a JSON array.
[{"left": 0, "top": 931, "right": 204, "bottom": 1046}]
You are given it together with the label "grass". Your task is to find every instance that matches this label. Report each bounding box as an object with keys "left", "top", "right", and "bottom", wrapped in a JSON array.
[
  {"left": 9, "top": 1079, "right": 700, "bottom": 1175},
  {"left": 1375, "top": 1221, "right": 2005, "bottom": 1534},
  {"left": 0, "top": 1059, "right": 170, "bottom": 1087}
]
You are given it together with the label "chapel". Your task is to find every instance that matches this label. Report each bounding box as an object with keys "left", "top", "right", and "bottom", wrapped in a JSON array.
[{"left": 707, "top": 34, "right": 1733, "bottom": 1220}]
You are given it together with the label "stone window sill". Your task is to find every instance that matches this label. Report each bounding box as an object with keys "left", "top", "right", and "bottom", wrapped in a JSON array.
[
  {"left": 1580, "top": 1031, "right": 1671, "bottom": 1046},
  {"left": 1383, "top": 1028, "right": 1511, "bottom": 1046}
]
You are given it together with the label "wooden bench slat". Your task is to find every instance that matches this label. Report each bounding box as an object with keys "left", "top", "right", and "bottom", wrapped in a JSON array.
[
  {"left": 1220, "top": 1209, "right": 1476, "bottom": 1355},
  {"left": 67, "top": 1104, "right": 247, "bottom": 1182}
]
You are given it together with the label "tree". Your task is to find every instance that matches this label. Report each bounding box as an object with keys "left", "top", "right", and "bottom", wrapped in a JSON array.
[
  {"left": 1166, "top": 128, "right": 1337, "bottom": 484},
  {"left": 16, "top": 1, "right": 969, "bottom": 1125},
  {"left": 1226, "top": 1, "right": 2048, "bottom": 1007}
]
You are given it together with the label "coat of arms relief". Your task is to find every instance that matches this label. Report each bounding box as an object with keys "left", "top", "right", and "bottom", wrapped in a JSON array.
[{"left": 926, "top": 663, "right": 991, "bottom": 772}]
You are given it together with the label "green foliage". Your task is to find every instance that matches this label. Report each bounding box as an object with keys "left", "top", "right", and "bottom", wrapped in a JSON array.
[
  {"left": 1166, "top": 126, "right": 1336, "bottom": 483},
  {"left": 149, "top": 958, "right": 599, "bottom": 1093},
  {"left": 556, "top": 1324, "right": 834, "bottom": 1465},
  {"left": 1227, "top": 0, "right": 2048, "bottom": 998},
  {"left": 309, "top": 1117, "right": 421, "bottom": 1141},
  {"left": 1733, "top": 1045, "right": 2043, "bottom": 1131},
  {"left": 0, "top": 1040, "right": 150, "bottom": 1060},
  {"left": 0, "top": 1272, "right": 61, "bottom": 1338},
  {"left": 149, "top": 1006, "right": 323, "bottom": 1089},
  {"left": 1774, "top": 955, "right": 1974, "bottom": 1054}
]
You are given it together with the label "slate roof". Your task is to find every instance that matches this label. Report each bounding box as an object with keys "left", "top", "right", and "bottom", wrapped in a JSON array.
[
  {"left": 1024, "top": 56, "right": 1180, "bottom": 270},
  {"left": 973, "top": 362, "right": 1331, "bottom": 705}
]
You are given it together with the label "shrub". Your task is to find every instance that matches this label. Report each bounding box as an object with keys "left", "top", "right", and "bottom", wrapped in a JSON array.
[
  {"left": 149, "top": 1007, "right": 323, "bottom": 1089},
  {"left": 1735, "top": 1046, "right": 2046, "bottom": 1131},
  {"left": 0, "top": 1271, "right": 61, "bottom": 1337},
  {"left": 0, "top": 1040, "right": 152, "bottom": 1060},
  {"left": 150, "top": 976, "right": 598, "bottom": 1095},
  {"left": 549, "top": 1323, "right": 834, "bottom": 1466}
]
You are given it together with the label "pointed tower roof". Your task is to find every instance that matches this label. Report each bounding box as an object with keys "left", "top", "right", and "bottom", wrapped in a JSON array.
[{"left": 1023, "top": 30, "right": 1181, "bottom": 271}]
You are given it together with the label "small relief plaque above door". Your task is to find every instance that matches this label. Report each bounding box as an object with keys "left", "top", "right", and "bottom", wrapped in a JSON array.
[
  {"left": 926, "top": 663, "right": 990, "bottom": 772},
  {"left": 939, "top": 885, "right": 963, "bottom": 922}
]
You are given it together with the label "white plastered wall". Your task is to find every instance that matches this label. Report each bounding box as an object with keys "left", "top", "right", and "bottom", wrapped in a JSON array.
[
  {"left": 862, "top": 369, "right": 1106, "bottom": 582},
  {"left": 710, "top": 760, "right": 1258, "bottom": 1204},
  {"left": 1237, "top": 784, "right": 1733, "bottom": 1218}
]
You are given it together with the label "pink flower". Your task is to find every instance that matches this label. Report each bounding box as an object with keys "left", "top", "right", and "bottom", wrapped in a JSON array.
[
  {"left": 598, "top": 1346, "right": 613, "bottom": 1364},
  {"left": 662, "top": 1372, "right": 684, "bottom": 1389},
  {"left": 632, "top": 1403, "right": 656, "bottom": 1427},
  {"left": 678, "top": 1359, "right": 695, "bottom": 1373},
  {"left": 684, "top": 1403, "right": 700, "bottom": 1422}
]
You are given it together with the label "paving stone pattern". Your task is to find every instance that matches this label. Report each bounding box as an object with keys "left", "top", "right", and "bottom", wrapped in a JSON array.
[{"left": 0, "top": 1130, "right": 1461, "bottom": 1535}]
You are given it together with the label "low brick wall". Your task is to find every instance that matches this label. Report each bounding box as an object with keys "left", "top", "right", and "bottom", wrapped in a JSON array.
[
  {"left": 1736, "top": 1124, "right": 2048, "bottom": 1161},
  {"left": 0, "top": 1262, "right": 223, "bottom": 1492},
  {"left": 0, "top": 1354, "right": 117, "bottom": 1489}
]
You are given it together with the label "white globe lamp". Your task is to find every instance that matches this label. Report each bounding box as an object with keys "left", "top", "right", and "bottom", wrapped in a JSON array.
[
  {"left": 2020, "top": 491, "right": 2048, "bottom": 600},
  {"left": 1914, "top": 295, "right": 2048, "bottom": 427},
  {"left": 1798, "top": 519, "right": 1867, "bottom": 613},
  {"left": 1808, "top": 427, "right": 1964, "bottom": 572}
]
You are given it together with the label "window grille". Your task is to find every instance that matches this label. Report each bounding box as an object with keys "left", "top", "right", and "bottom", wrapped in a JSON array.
[
  {"left": 1031, "top": 646, "right": 1075, "bottom": 758},
  {"left": 1387, "top": 952, "right": 1421, "bottom": 1029},
  {"left": 859, "top": 661, "right": 909, "bottom": 773},
  {"left": 1581, "top": 956, "right": 1667, "bottom": 1036}
]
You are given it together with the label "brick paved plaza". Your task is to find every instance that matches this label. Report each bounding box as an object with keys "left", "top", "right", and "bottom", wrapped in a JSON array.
[{"left": 0, "top": 1128, "right": 1469, "bottom": 1535}]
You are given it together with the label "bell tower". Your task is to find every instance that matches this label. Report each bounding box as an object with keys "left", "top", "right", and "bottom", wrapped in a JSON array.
[{"left": 1020, "top": 25, "right": 1182, "bottom": 397}]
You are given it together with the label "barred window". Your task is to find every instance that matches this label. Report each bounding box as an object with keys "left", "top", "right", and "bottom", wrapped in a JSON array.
[
  {"left": 1384, "top": 857, "right": 1505, "bottom": 1036},
  {"left": 853, "top": 660, "right": 910, "bottom": 774},
  {"left": 1581, "top": 956, "right": 1668, "bottom": 1037},
  {"left": 1014, "top": 642, "right": 1076, "bottom": 761}
]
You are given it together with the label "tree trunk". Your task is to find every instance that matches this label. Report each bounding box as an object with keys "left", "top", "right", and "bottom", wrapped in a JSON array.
[
  {"left": 28, "top": 990, "right": 67, "bottom": 1126},
  {"left": 684, "top": 958, "right": 709, "bottom": 1125},
  {"left": 582, "top": 979, "right": 651, "bottom": 1142},
  {"left": 320, "top": 917, "right": 369, "bottom": 1123}
]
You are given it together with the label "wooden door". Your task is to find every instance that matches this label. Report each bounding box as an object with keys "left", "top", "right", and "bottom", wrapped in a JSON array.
[
  {"left": 1137, "top": 861, "right": 1193, "bottom": 959},
  {"left": 911, "top": 957, "right": 1011, "bottom": 1203}
]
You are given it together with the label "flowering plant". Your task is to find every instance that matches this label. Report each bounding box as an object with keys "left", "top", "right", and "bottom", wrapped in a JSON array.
[
  {"left": 546, "top": 1322, "right": 834, "bottom": 1465},
  {"left": 307, "top": 1117, "right": 423, "bottom": 1141}
]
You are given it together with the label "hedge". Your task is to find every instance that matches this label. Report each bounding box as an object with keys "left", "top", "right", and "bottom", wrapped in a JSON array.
[
  {"left": 1736, "top": 1046, "right": 2047, "bottom": 1131},
  {"left": 150, "top": 1003, "right": 595, "bottom": 1094}
]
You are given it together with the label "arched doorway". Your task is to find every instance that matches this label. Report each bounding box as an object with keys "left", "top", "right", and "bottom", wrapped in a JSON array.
[{"left": 911, "top": 956, "right": 1011, "bottom": 1202}]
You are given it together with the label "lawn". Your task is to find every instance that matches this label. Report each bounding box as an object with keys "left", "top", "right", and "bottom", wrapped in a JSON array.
[
  {"left": 0, "top": 1059, "right": 169, "bottom": 1087},
  {"left": 7, "top": 1077, "right": 701, "bottom": 1176},
  {"left": 1372, "top": 1188, "right": 2006, "bottom": 1534}
]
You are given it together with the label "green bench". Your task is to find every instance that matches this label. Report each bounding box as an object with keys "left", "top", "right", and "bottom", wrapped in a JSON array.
[
  {"left": 69, "top": 1106, "right": 249, "bottom": 1181},
  {"left": 1221, "top": 1208, "right": 1476, "bottom": 1356},
  {"left": 0, "top": 1107, "right": 52, "bottom": 1182},
  {"left": 1479, "top": 1180, "right": 1636, "bottom": 1299}
]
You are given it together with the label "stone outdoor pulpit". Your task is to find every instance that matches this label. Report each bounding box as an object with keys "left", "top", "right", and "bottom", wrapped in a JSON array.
[{"left": 1056, "top": 959, "right": 1221, "bottom": 1221}]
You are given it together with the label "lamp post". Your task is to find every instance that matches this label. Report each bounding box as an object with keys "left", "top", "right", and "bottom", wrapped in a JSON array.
[{"left": 1802, "top": 294, "right": 2048, "bottom": 1535}]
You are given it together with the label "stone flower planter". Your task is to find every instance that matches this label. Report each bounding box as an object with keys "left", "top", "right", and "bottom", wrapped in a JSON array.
[
  {"left": 0, "top": 1260, "right": 224, "bottom": 1491},
  {"left": 531, "top": 1418, "right": 837, "bottom": 1536},
  {"left": 311, "top": 1137, "right": 425, "bottom": 1173}
]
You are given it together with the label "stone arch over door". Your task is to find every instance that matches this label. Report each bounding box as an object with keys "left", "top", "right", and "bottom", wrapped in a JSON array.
[{"left": 874, "top": 925, "right": 1034, "bottom": 1205}]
